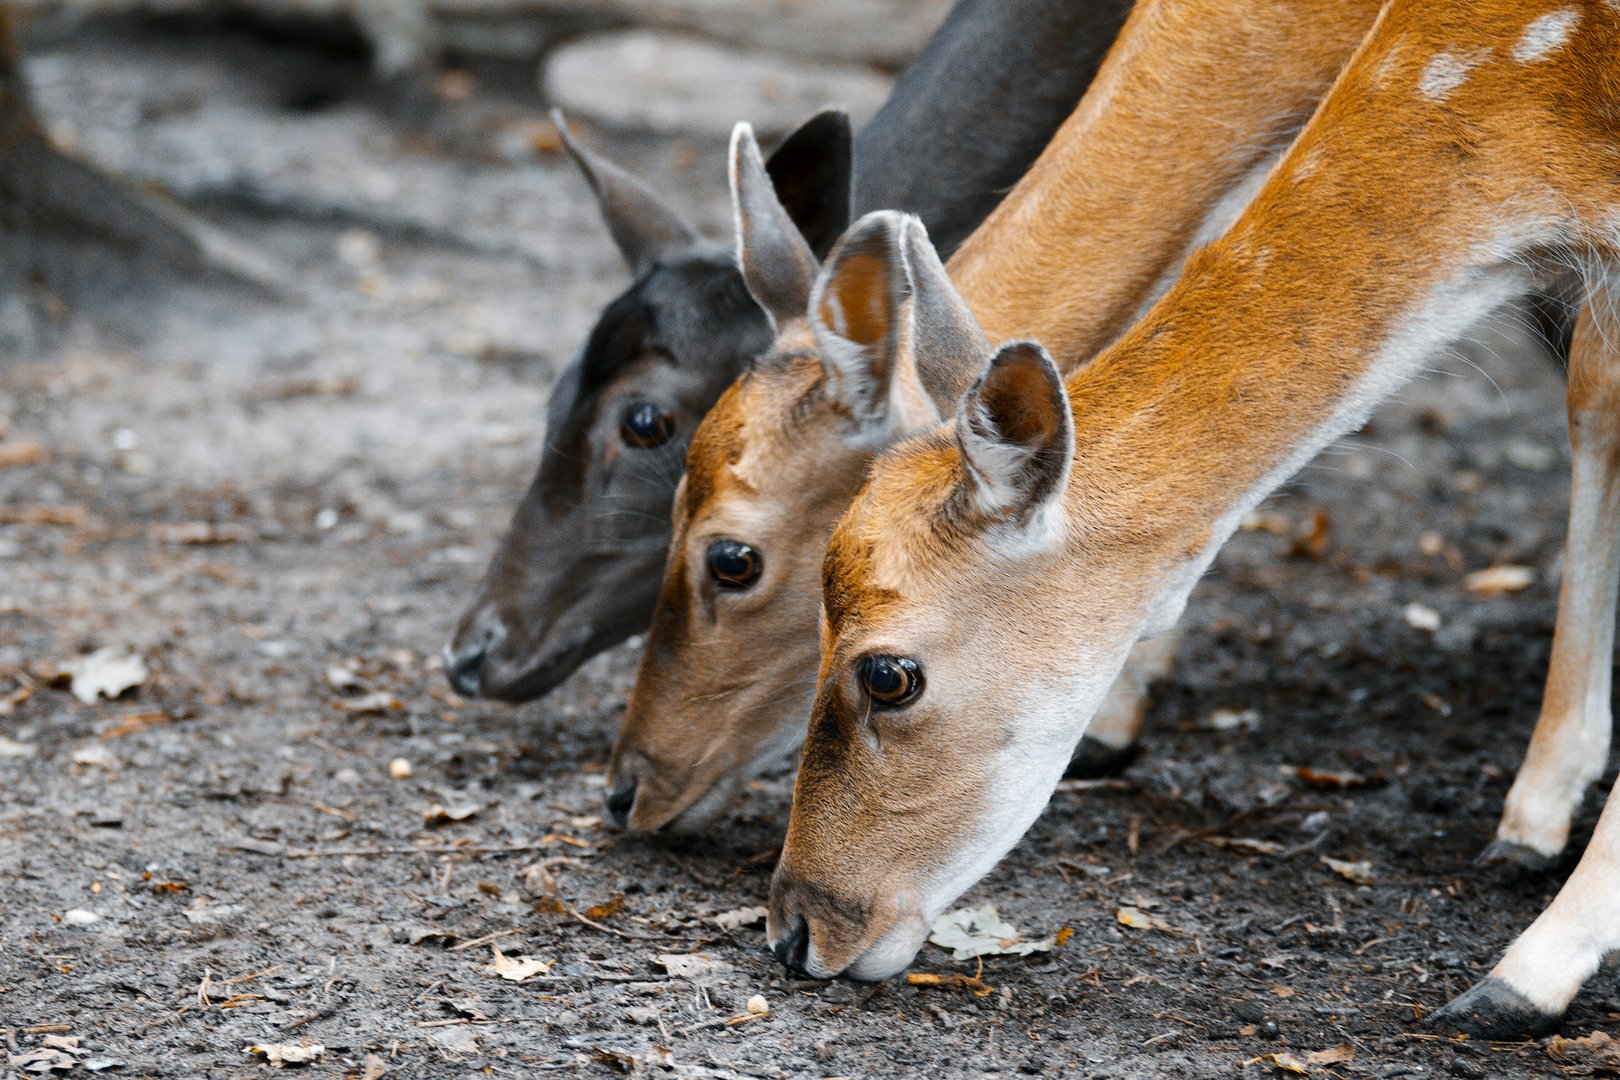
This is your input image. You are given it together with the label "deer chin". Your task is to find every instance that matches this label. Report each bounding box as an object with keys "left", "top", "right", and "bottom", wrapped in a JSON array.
[
  {"left": 638, "top": 772, "right": 743, "bottom": 835},
  {"left": 474, "top": 623, "right": 598, "bottom": 702},
  {"left": 627, "top": 717, "right": 810, "bottom": 835},
  {"left": 840, "top": 913, "right": 934, "bottom": 981}
]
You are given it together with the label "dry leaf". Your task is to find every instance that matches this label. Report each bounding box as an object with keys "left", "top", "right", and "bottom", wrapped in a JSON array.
[
  {"left": 1116, "top": 906, "right": 1175, "bottom": 933},
  {"left": 485, "top": 946, "right": 553, "bottom": 983},
  {"left": 0, "top": 735, "right": 37, "bottom": 759},
  {"left": 0, "top": 682, "right": 34, "bottom": 718},
  {"left": 713, "top": 905, "right": 769, "bottom": 931},
  {"left": 8, "top": 1047, "right": 80, "bottom": 1073},
  {"left": 929, "top": 904, "right": 1056, "bottom": 959},
  {"left": 244, "top": 1042, "right": 324, "bottom": 1066},
  {"left": 1205, "top": 836, "right": 1285, "bottom": 856},
  {"left": 522, "top": 863, "right": 557, "bottom": 896},
  {"left": 1289, "top": 508, "right": 1332, "bottom": 559},
  {"left": 100, "top": 710, "right": 177, "bottom": 739},
  {"left": 324, "top": 664, "right": 366, "bottom": 692},
  {"left": 62, "top": 649, "right": 147, "bottom": 705},
  {"left": 1547, "top": 1030, "right": 1620, "bottom": 1066},
  {"left": 0, "top": 439, "right": 47, "bottom": 468},
  {"left": 1283, "top": 765, "right": 1379, "bottom": 789},
  {"left": 584, "top": 895, "right": 625, "bottom": 920},
  {"left": 1204, "top": 707, "right": 1261, "bottom": 732},
  {"left": 907, "top": 971, "right": 995, "bottom": 997},
  {"left": 1305, "top": 1045, "right": 1356, "bottom": 1066},
  {"left": 1245, "top": 1052, "right": 1310, "bottom": 1075},
  {"left": 1465, "top": 564, "right": 1535, "bottom": 597},
  {"left": 1240, "top": 510, "right": 1291, "bottom": 535},
  {"left": 151, "top": 522, "right": 251, "bottom": 545},
  {"left": 1401, "top": 602, "right": 1441, "bottom": 631},
  {"left": 39, "top": 1036, "right": 86, "bottom": 1057},
  {"left": 71, "top": 743, "right": 115, "bottom": 769},
  {"left": 399, "top": 924, "right": 459, "bottom": 946},
  {"left": 0, "top": 504, "right": 86, "bottom": 525},
  {"left": 1321, "top": 856, "right": 1375, "bottom": 885},
  {"left": 335, "top": 691, "right": 399, "bottom": 715},
  {"left": 655, "top": 953, "right": 731, "bottom": 979},
  {"left": 423, "top": 802, "right": 480, "bottom": 827}
]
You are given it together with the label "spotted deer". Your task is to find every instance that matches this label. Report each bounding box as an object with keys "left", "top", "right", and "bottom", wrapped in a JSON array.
[
  {"left": 603, "top": 0, "right": 1392, "bottom": 832},
  {"left": 443, "top": 0, "right": 1132, "bottom": 702},
  {"left": 767, "top": 0, "right": 1620, "bottom": 1035}
]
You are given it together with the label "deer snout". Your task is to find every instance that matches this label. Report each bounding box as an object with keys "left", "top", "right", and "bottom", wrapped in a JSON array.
[
  {"left": 444, "top": 616, "right": 503, "bottom": 697},
  {"left": 769, "top": 913, "right": 811, "bottom": 975},
  {"left": 603, "top": 775, "right": 638, "bottom": 829}
]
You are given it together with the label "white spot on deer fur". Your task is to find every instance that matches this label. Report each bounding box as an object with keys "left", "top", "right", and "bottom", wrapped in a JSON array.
[
  {"left": 1373, "top": 42, "right": 1405, "bottom": 90},
  {"left": 1418, "top": 48, "right": 1490, "bottom": 102},
  {"left": 1514, "top": 10, "right": 1580, "bottom": 62}
]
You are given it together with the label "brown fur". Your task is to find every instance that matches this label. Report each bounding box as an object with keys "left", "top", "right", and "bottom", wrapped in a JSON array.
[{"left": 779, "top": 0, "right": 1620, "bottom": 983}]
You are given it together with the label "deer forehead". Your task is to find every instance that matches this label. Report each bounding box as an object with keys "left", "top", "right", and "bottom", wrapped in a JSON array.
[{"left": 681, "top": 352, "right": 828, "bottom": 513}]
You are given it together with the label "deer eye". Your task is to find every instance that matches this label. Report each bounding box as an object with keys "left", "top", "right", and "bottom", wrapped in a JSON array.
[
  {"left": 621, "top": 402, "right": 675, "bottom": 448},
  {"left": 858, "top": 654, "right": 923, "bottom": 708},
  {"left": 706, "top": 539, "right": 762, "bottom": 590}
]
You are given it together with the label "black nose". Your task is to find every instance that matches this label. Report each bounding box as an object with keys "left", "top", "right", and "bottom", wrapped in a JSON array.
[
  {"left": 771, "top": 914, "right": 810, "bottom": 975},
  {"left": 446, "top": 645, "right": 486, "bottom": 697},
  {"left": 604, "top": 777, "right": 638, "bottom": 829}
]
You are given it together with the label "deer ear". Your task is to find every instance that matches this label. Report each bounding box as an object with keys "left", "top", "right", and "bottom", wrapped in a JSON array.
[
  {"left": 809, "top": 210, "right": 910, "bottom": 428},
  {"left": 553, "top": 111, "right": 697, "bottom": 275},
  {"left": 897, "top": 216, "right": 989, "bottom": 416},
  {"left": 764, "top": 108, "right": 853, "bottom": 261},
  {"left": 731, "top": 122, "right": 821, "bottom": 330},
  {"left": 957, "top": 341, "right": 1073, "bottom": 526}
]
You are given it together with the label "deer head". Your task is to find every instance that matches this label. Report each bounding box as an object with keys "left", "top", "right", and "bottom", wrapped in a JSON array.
[
  {"left": 601, "top": 125, "right": 989, "bottom": 832},
  {"left": 446, "top": 110, "right": 853, "bottom": 701},
  {"left": 762, "top": 297, "right": 1196, "bottom": 978}
]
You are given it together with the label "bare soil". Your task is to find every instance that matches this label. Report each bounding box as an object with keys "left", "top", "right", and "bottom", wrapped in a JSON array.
[{"left": 1, "top": 19, "right": 1614, "bottom": 1079}]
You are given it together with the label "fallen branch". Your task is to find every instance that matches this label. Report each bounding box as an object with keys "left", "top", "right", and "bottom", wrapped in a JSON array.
[{"left": 284, "top": 842, "right": 559, "bottom": 859}]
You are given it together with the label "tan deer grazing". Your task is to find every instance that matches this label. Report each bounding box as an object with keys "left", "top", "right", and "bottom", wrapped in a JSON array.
[
  {"left": 769, "top": 0, "right": 1620, "bottom": 1037},
  {"left": 604, "top": 0, "right": 1389, "bottom": 832}
]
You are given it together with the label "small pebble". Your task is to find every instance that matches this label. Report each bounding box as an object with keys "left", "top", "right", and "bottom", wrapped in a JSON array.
[
  {"left": 745, "top": 994, "right": 769, "bottom": 1016},
  {"left": 63, "top": 908, "right": 99, "bottom": 926},
  {"left": 388, "top": 758, "right": 413, "bottom": 779}
]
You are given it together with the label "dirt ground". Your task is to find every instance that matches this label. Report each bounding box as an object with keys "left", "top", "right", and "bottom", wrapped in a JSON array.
[{"left": 2, "top": 18, "right": 1617, "bottom": 1080}]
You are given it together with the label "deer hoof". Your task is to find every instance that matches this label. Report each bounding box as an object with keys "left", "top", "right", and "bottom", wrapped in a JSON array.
[
  {"left": 1065, "top": 735, "right": 1141, "bottom": 779},
  {"left": 1476, "top": 838, "right": 1559, "bottom": 875},
  {"left": 1429, "top": 977, "right": 1561, "bottom": 1039}
]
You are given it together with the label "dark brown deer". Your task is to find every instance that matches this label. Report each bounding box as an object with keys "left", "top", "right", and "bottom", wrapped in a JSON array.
[{"left": 443, "top": 0, "right": 1132, "bottom": 701}]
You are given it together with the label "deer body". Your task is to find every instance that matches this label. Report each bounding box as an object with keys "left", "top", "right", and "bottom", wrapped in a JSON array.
[
  {"left": 605, "top": 0, "right": 1387, "bottom": 832},
  {"left": 775, "top": 0, "right": 1620, "bottom": 1033}
]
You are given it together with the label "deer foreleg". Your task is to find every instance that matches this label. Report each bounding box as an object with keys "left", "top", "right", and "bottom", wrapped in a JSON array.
[
  {"left": 1068, "top": 631, "right": 1180, "bottom": 777},
  {"left": 1488, "top": 286, "right": 1620, "bottom": 866}
]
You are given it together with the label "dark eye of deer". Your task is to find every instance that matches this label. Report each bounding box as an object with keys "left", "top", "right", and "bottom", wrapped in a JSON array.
[
  {"left": 621, "top": 403, "right": 675, "bottom": 448},
  {"left": 706, "top": 539, "right": 761, "bottom": 590},
  {"left": 859, "top": 655, "right": 923, "bottom": 708}
]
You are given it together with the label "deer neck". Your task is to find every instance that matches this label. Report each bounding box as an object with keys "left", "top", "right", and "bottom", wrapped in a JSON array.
[
  {"left": 1059, "top": 0, "right": 1609, "bottom": 634},
  {"left": 947, "top": 0, "right": 1386, "bottom": 361}
]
